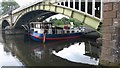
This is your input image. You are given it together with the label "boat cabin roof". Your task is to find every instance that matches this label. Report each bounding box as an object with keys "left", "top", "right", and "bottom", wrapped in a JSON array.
[{"left": 30, "top": 22, "right": 52, "bottom": 25}]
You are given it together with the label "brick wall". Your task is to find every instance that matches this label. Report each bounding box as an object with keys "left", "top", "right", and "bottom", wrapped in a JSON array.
[{"left": 100, "top": 2, "right": 119, "bottom": 66}]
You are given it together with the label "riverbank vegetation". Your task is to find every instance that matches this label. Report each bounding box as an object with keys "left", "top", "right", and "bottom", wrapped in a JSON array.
[
  {"left": 0, "top": 0, "right": 19, "bottom": 15},
  {"left": 49, "top": 17, "right": 83, "bottom": 28}
]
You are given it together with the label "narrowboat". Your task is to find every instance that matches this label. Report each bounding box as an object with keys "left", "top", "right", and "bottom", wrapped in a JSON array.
[{"left": 27, "top": 22, "right": 84, "bottom": 42}]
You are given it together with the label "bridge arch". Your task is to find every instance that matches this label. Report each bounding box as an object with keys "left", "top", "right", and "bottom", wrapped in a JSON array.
[
  {"left": 13, "top": 4, "right": 102, "bottom": 31},
  {"left": 14, "top": 10, "right": 57, "bottom": 29},
  {"left": 1, "top": 20, "right": 10, "bottom": 30}
]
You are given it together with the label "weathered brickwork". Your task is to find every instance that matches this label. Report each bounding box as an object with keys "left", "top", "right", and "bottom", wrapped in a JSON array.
[
  {"left": 103, "top": 3, "right": 113, "bottom": 11},
  {"left": 100, "top": 2, "right": 120, "bottom": 66},
  {"left": 103, "top": 10, "right": 117, "bottom": 19},
  {"left": 103, "top": 19, "right": 113, "bottom": 26},
  {"left": 113, "top": 3, "right": 118, "bottom": 11},
  {"left": 102, "top": 34, "right": 112, "bottom": 41}
]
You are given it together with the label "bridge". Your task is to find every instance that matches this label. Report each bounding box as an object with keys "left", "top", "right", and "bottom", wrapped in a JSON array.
[
  {"left": 1, "top": 0, "right": 120, "bottom": 66},
  {"left": 0, "top": 0, "right": 102, "bottom": 32}
]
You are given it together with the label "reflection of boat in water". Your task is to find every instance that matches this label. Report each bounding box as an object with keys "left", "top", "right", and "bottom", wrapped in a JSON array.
[
  {"left": 24, "top": 22, "right": 83, "bottom": 42},
  {"left": 32, "top": 48, "right": 44, "bottom": 60},
  {"left": 31, "top": 38, "right": 81, "bottom": 60},
  {"left": 31, "top": 39, "right": 100, "bottom": 65}
]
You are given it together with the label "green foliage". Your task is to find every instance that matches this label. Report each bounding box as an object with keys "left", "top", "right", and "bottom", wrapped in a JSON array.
[
  {"left": 49, "top": 17, "right": 83, "bottom": 27},
  {"left": 69, "top": 18, "right": 75, "bottom": 22},
  {"left": 61, "top": 17, "right": 69, "bottom": 25},
  {"left": 0, "top": 0, "right": 19, "bottom": 15},
  {"left": 69, "top": 18, "right": 83, "bottom": 27},
  {"left": 53, "top": 19, "right": 64, "bottom": 25},
  {"left": 74, "top": 20, "right": 82, "bottom": 27}
]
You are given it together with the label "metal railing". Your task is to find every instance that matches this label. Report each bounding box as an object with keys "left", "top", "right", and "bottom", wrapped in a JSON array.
[{"left": 56, "top": 0, "right": 102, "bottom": 19}]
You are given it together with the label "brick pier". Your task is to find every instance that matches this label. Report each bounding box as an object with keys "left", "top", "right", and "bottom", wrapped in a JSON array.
[{"left": 100, "top": 2, "right": 120, "bottom": 66}]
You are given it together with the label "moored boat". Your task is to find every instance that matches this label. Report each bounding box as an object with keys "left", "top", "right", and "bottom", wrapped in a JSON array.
[{"left": 28, "top": 22, "right": 84, "bottom": 42}]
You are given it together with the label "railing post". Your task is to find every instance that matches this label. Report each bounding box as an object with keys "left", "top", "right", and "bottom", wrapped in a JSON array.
[
  {"left": 92, "top": 0, "right": 95, "bottom": 17},
  {"left": 79, "top": 0, "right": 81, "bottom": 11},
  {"left": 73, "top": 0, "right": 75, "bottom": 9},
  {"left": 63, "top": 1, "right": 65, "bottom": 6},
  {"left": 85, "top": 0, "right": 88, "bottom": 13},
  {"left": 68, "top": 0, "right": 70, "bottom": 7},
  {"left": 100, "top": 0, "right": 103, "bottom": 19}
]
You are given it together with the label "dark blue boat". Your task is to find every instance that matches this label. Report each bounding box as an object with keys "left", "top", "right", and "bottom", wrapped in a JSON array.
[{"left": 29, "top": 22, "right": 83, "bottom": 42}]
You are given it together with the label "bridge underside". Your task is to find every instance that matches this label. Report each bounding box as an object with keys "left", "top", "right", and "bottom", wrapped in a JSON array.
[{"left": 15, "top": 10, "right": 57, "bottom": 29}]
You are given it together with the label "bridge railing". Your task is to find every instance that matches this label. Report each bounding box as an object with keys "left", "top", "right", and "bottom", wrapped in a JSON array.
[{"left": 48, "top": 0, "right": 102, "bottom": 20}]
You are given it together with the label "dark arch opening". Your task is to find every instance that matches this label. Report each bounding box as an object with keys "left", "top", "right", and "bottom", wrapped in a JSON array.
[
  {"left": 2, "top": 20, "right": 10, "bottom": 30},
  {"left": 14, "top": 10, "right": 57, "bottom": 29}
]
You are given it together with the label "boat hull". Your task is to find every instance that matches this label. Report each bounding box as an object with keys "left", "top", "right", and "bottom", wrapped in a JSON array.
[{"left": 30, "top": 32, "right": 82, "bottom": 42}]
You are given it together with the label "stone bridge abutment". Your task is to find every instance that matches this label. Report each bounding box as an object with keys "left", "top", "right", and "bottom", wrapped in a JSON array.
[{"left": 100, "top": 2, "right": 120, "bottom": 66}]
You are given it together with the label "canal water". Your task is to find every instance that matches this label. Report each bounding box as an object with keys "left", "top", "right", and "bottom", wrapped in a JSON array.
[{"left": 0, "top": 30, "right": 101, "bottom": 67}]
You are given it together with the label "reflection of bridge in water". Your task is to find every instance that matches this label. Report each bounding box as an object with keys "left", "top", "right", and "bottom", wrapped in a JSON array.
[{"left": 2, "top": 33, "right": 101, "bottom": 66}]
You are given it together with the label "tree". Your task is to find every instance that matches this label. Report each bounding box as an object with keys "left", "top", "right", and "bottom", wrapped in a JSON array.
[
  {"left": 61, "top": 17, "right": 69, "bottom": 25},
  {"left": 49, "top": 17, "right": 83, "bottom": 28},
  {"left": 53, "top": 19, "right": 64, "bottom": 25},
  {"left": 0, "top": 0, "right": 19, "bottom": 15},
  {"left": 74, "top": 20, "right": 82, "bottom": 27}
]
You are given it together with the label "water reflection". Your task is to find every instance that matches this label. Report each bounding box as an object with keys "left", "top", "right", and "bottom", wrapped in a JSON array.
[
  {"left": 0, "top": 32, "right": 23, "bottom": 68},
  {"left": 53, "top": 42, "right": 99, "bottom": 65},
  {"left": 0, "top": 43, "right": 23, "bottom": 67},
  {"left": 1, "top": 32, "right": 101, "bottom": 66}
]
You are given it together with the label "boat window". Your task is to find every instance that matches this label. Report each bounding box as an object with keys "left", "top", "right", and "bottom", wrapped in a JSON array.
[
  {"left": 35, "top": 31, "right": 38, "bottom": 33},
  {"left": 31, "top": 23, "right": 34, "bottom": 28},
  {"left": 39, "top": 24, "right": 41, "bottom": 28},
  {"left": 67, "top": 31, "right": 70, "bottom": 33},
  {"left": 31, "top": 22, "right": 53, "bottom": 29},
  {"left": 72, "top": 31, "right": 74, "bottom": 33},
  {"left": 31, "top": 29, "right": 34, "bottom": 32}
]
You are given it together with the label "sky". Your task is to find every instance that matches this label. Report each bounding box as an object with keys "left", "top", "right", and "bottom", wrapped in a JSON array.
[
  {"left": 15, "top": 0, "right": 42, "bottom": 6},
  {"left": 0, "top": 0, "right": 41, "bottom": 6}
]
